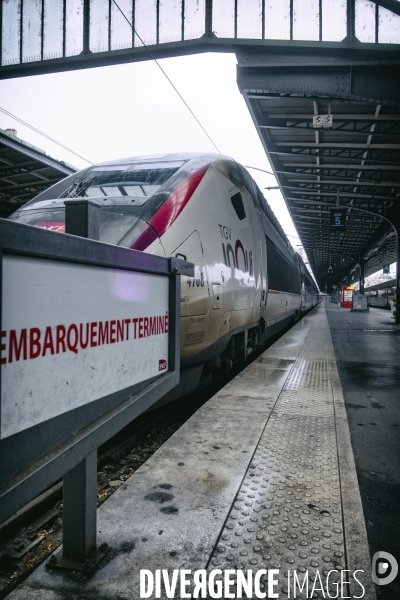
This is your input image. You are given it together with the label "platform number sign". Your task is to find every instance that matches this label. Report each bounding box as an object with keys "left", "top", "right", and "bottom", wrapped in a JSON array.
[
  {"left": 313, "top": 114, "right": 333, "bottom": 128},
  {"left": 330, "top": 208, "right": 346, "bottom": 232}
]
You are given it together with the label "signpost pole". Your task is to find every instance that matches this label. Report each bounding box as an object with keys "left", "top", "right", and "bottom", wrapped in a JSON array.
[
  {"left": 359, "top": 254, "right": 365, "bottom": 294},
  {"left": 63, "top": 450, "right": 97, "bottom": 560},
  {"left": 61, "top": 201, "right": 100, "bottom": 564},
  {"left": 64, "top": 199, "right": 100, "bottom": 240}
]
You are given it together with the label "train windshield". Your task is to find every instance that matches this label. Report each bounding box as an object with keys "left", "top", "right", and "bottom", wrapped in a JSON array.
[
  {"left": 8, "top": 155, "right": 212, "bottom": 252},
  {"left": 61, "top": 161, "right": 185, "bottom": 202},
  {"left": 9, "top": 206, "right": 162, "bottom": 250}
]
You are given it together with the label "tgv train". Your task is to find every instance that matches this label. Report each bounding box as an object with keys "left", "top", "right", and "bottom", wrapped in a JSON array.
[{"left": 9, "top": 153, "right": 319, "bottom": 395}]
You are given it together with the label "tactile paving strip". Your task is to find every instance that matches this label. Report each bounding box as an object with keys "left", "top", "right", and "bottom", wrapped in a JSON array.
[{"left": 208, "top": 309, "right": 345, "bottom": 599}]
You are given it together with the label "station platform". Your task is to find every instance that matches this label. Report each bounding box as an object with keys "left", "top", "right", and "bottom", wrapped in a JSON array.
[{"left": 10, "top": 302, "right": 398, "bottom": 600}]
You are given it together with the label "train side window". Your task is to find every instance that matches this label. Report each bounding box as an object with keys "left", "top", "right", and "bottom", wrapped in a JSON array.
[{"left": 231, "top": 192, "right": 246, "bottom": 220}]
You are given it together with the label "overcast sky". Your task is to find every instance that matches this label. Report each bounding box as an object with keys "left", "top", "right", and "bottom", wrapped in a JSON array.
[{"left": 0, "top": 52, "right": 304, "bottom": 252}]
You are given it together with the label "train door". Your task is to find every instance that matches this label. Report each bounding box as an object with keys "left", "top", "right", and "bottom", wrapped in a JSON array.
[{"left": 173, "top": 230, "right": 210, "bottom": 317}]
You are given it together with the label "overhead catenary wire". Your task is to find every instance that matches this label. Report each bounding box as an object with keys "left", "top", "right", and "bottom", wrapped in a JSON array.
[
  {"left": 112, "top": 0, "right": 220, "bottom": 154},
  {"left": 244, "top": 165, "right": 275, "bottom": 177},
  {"left": 244, "top": 165, "right": 279, "bottom": 189},
  {"left": 0, "top": 106, "right": 93, "bottom": 165}
]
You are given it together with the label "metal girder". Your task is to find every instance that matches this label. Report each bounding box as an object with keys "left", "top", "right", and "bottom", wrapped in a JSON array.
[
  {"left": 359, "top": 220, "right": 395, "bottom": 260},
  {"left": 0, "top": 38, "right": 230, "bottom": 80},
  {"left": 285, "top": 189, "right": 397, "bottom": 202},
  {"left": 1, "top": 0, "right": 400, "bottom": 79},
  {"left": 266, "top": 145, "right": 400, "bottom": 160},
  {"left": 237, "top": 42, "right": 400, "bottom": 112},
  {"left": 0, "top": 162, "right": 52, "bottom": 175},
  {"left": 248, "top": 112, "right": 400, "bottom": 121},
  {"left": 0, "top": 177, "right": 62, "bottom": 191},
  {"left": 281, "top": 176, "right": 400, "bottom": 188},
  {"left": 1, "top": 170, "right": 52, "bottom": 182},
  {"left": 276, "top": 163, "right": 400, "bottom": 171},
  {"left": 255, "top": 111, "right": 400, "bottom": 130},
  {"left": 267, "top": 148, "right": 400, "bottom": 164},
  {"left": 271, "top": 139, "right": 400, "bottom": 148},
  {"left": 258, "top": 120, "right": 400, "bottom": 138},
  {"left": 5, "top": 37, "right": 399, "bottom": 81},
  {"left": 239, "top": 65, "right": 400, "bottom": 106}
]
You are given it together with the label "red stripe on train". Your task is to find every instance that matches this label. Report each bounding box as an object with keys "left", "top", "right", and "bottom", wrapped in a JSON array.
[
  {"left": 35, "top": 222, "right": 65, "bottom": 233},
  {"left": 130, "top": 164, "right": 210, "bottom": 251}
]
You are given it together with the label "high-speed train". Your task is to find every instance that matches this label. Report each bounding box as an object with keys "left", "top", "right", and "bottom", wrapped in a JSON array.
[{"left": 8, "top": 152, "right": 319, "bottom": 396}]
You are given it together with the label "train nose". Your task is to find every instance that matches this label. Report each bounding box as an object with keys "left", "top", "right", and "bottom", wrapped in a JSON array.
[{"left": 8, "top": 206, "right": 166, "bottom": 256}]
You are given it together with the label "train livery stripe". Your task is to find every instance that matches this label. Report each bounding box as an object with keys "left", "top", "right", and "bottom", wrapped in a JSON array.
[
  {"left": 35, "top": 222, "right": 65, "bottom": 233},
  {"left": 130, "top": 164, "right": 210, "bottom": 251}
]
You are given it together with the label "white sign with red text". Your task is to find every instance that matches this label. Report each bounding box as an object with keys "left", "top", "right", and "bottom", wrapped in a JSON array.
[{"left": 1, "top": 255, "right": 169, "bottom": 439}]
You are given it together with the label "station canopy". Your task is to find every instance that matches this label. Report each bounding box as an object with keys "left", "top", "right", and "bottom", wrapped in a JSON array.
[
  {"left": 0, "top": 128, "right": 76, "bottom": 218},
  {"left": 238, "top": 91, "right": 400, "bottom": 291}
]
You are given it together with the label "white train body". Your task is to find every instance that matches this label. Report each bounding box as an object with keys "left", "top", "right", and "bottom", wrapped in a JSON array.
[
  {"left": 157, "top": 160, "right": 299, "bottom": 366},
  {"left": 9, "top": 152, "right": 319, "bottom": 394}
]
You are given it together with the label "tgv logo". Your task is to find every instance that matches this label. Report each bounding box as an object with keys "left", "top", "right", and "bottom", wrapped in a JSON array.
[{"left": 219, "top": 224, "right": 253, "bottom": 275}]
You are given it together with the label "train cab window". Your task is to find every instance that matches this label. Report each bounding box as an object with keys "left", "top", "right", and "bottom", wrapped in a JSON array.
[{"left": 231, "top": 192, "right": 246, "bottom": 220}]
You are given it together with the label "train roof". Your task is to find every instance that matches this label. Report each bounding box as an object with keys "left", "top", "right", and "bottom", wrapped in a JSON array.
[
  {"left": 58, "top": 152, "right": 304, "bottom": 273},
  {"left": 98, "top": 152, "right": 216, "bottom": 166},
  {"left": 364, "top": 278, "right": 396, "bottom": 292},
  {"left": 98, "top": 152, "right": 291, "bottom": 245}
]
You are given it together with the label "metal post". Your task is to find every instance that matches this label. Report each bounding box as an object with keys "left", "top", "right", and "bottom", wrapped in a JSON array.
[
  {"left": 168, "top": 264, "right": 181, "bottom": 374},
  {"left": 346, "top": 0, "right": 356, "bottom": 43},
  {"left": 63, "top": 451, "right": 97, "bottom": 559},
  {"left": 359, "top": 255, "right": 365, "bottom": 294},
  {"left": 61, "top": 200, "right": 99, "bottom": 564},
  {"left": 395, "top": 223, "right": 400, "bottom": 324},
  {"left": 64, "top": 199, "right": 100, "bottom": 240},
  {"left": 205, "top": 0, "right": 213, "bottom": 36},
  {"left": 83, "top": 0, "right": 91, "bottom": 54}
]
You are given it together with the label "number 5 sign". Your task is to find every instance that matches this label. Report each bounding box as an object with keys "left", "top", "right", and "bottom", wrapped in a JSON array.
[
  {"left": 313, "top": 114, "right": 333, "bottom": 128},
  {"left": 330, "top": 208, "right": 346, "bottom": 231}
]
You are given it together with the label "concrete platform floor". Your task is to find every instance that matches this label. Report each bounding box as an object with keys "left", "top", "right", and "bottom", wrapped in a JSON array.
[
  {"left": 8, "top": 303, "right": 393, "bottom": 599},
  {"left": 326, "top": 302, "right": 400, "bottom": 600}
]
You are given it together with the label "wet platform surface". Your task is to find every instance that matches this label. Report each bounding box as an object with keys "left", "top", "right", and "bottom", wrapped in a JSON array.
[
  {"left": 326, "top": 302, "right": 400, "bottom": 600},
  {"left": 9, "top": 303, "right": 389, "bottom": 599}
]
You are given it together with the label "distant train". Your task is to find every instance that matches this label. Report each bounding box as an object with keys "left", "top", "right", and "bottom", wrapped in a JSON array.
[
  {"left": 365, "top": 279, "right": 396, "bottom": 310},
  {"left": 9, "top": 153, "right": 319, "bottom": 395}
]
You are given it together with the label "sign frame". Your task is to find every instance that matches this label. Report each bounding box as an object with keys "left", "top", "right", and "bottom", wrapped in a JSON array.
[{"left": 0, "top": 218, "right": 193, "bottom": 531}]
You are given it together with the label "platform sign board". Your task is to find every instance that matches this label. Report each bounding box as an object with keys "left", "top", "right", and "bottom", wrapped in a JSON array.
[
  {"left": 1, "top": 256, "right": 169, "bottom": 439},
  {"left": 0, "top": 218, "right": 193, "bottom": 530},
  {"left": 313, "top": 114, "right": 333, "bottom": 128},
  {"left": 330, "top": 208, "right": 346, "bottom": 232}
]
